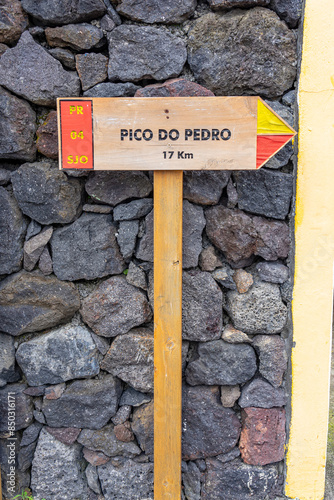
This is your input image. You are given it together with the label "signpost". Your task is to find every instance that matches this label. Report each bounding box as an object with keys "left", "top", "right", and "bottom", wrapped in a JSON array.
[{"left": 57, "top": 96, "right": 296, "bottom": 500}]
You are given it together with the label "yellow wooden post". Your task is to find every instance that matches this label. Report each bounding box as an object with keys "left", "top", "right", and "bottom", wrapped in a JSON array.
[{"left": 154, "top": 170, "right": 183, "bottom": 500}]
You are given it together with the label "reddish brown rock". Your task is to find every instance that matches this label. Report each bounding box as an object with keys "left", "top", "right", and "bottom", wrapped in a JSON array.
[
  {"left": 36, "top": 111, "right": 58, "bottom": 160},
  {"left": 239, "top": 408, "right": 286, "bottom": 465},
  {"left": 135, "top": 78, "right": 214, "bottom": 97},
  {"left": 114, "top": 422, "right": 134, "bottom": 442},
  {"left": 199, "top": 246, "right": 223, "bottom": 272},
  {"left": 233, "top": 269, "right": 253, "bottom": 294},
  {"left": 44, "top": 383, "right": 66, "bottom": 400},
  {"left": 83, "top": 447, "right": 110, "bottom": 466},
  {"left": 0, "top": 0, "right": 28, "bottom": 44},
  {"left": 45, "top": 426, "right": 81, "bottom": 445},
  {"left": 222, "top": 324, "right": 251, "bottom": 344},
  {"left": 205, "top": 206, "right": 290, "bottom": 265}
]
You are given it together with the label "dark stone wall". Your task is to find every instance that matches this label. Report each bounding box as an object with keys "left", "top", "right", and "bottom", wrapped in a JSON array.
[{"left": 0, "top": 0, "right": 303, "bottom": 498}]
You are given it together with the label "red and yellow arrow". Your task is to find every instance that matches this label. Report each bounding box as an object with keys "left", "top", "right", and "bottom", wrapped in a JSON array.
[{"left": 257, "top": 98, "right": 296, "bottom": 168}]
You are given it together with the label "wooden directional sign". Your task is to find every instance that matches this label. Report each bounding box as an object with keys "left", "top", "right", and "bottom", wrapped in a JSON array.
[
  {"left": 57, "top": 96, "right": 295, "bottom": 172},
  {"left": 57, "top": 96, "right": 296, "bottom": 500}
]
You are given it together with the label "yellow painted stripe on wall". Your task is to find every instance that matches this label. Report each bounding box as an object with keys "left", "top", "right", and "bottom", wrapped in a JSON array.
[
  {"left": 257, "top": 100, "right": 295, "bottom": 135},
  {"left": 285, "top": 0, "right": 334, "bottom": 499}
]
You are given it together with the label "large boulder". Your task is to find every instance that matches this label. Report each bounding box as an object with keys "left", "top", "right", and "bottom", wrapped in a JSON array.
[
  {"left": 0, "top": 32, "right": 80, "bottom": 106},
  {"left": 51, "top": 213, "right": 125, "bottom": 281},
  {"left": 16, "top": 325, "right": 100, "bottom": 386},
  {"left": 81, "top": 276, "right": 152, "bottom": 337},
  {"left": 0, "top": 187, "right": 27, "bottom": 274},
  {"left": 182, "top": 271, "right": 223, "bottom": 342},
  {"left": 31, "top": 429, "right": 88, "bottom": 500},
  {"left": 108, "top": 25, "right": 187, "bottom": 82},
  {"left": 42, "top": 375, "right": 122, "bottom": 429},
  {"left": 186, "top": 340, "right": 257, "bottom": 386},
  {"left": 21, "top": 0, "right": 106, "bottom": 25},
  {"left": 226, "top": 281, "right": 287, "bottom": 334},
  {"left": 187, "top": 8, "right": 297, "bottom": 98},
  {"left": 0, "top": 271, "right": 80, "bottom": 336},
  {"left": 0, "top": 86, "right": 36, "bottom": 161},
  {"left": 116, "top": 0, "right": 196, "bottom": 24},
  {"left": 11, "top": 162, "right": 83, "bottom": 225}
]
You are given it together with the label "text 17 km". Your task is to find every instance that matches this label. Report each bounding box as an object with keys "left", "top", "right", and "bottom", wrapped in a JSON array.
[{"left": 163, "top": 151, "right": 193, "bottom": 160}]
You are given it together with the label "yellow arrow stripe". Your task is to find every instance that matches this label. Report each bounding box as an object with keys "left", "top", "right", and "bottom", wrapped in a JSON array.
[{"left": 257, "top": 99, "right": 295, "bottom": 135}]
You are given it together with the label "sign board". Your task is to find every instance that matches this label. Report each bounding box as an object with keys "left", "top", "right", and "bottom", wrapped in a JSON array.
[{"left": 57, "top": 96, "right": 295, "bottom": 171}]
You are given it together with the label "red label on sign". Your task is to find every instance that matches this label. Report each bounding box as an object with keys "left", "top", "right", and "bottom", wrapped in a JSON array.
[{"left": 59, "top": 100, "right": 93, "bottom": 169}]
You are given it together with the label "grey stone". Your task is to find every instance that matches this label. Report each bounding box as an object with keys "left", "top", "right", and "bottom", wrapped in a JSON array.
[
  {"left": 183, "top": 171, "right": 230, "bottom": 205},
  {"left": 116, "top": 0, "right": 196, "bottom": 23},
  {"left": 83, "top": 203, "right": 112, "bottom": 214},
  {"left": 23, "top": 386, "right": 46, "bottom": 396},
  {"left": 46, "top": 23, "right": 104, "bottom": 51},
  {"left": 135, "top": 78, "right": 214, "bottom": 98},
  {"left": 0, "top": 168, "right": 11, "bottom": 185},
  {"left": 256, "top": 261, "right": 289, "bottom": 284},
  {"left": 186, "top": 340, "right": 257, "bottom": 386},
  {"left": 112, "top": 405, "right": 132, "bottom": 425},
  {"left": 48, "top": 48, "right": 76, "bottom": 70},
  {"left": 117, "top": 220, "right": 139, "bottom": 261},
  {"left": 182, "top": 271, "right": 223, "bottom": 342},
  {"left": 182, "top": 385, "right": 241, "bottom": 460},
  {"left": 78, "top": 424, "right": 141, "bottom": 457},
  {"left": 238, "top": 377, "right": 286, "bottom": 408},
  {"left": 222, "top": 324, "right": 252, "bottom": 344},
  {"left": 38, "top": 246, "right": 53, "bottom": 275},
  {"left": 183, "top": 461, "right": 201, "bottom": 500},
  {"left": 120, "top": 387, "right": 152, "bottom": 407},
  {"left": 187, "top": 9, "right": 297, "bottom": 98},
  {"left": 114, "top": 198, "right": 153, "bottom": 221},
  {"left": 76, "top": 53, "right": 108, "bottom": 91},
  {"left": 108, "top": 25, "right": 187, "bottom": 82},
  {"left": 220, "top": 386, "right": 241, "bottom": 408},
  {"left": 85, "top": 171, "right": 152, "bottom": 206},
  {"left": 202, "top": 458, "right": 278, "bottom": 499},
  {"left": 29, "top": 26, "right": 44, "bottom": 38},
  {"left": 205, "top": 206, "right": 290, "bottom": 265},
  {"left": 131, "top": 401, "right": 154, "bottom": 455},
  {"left": 51, "top": 213, "right": 125, "bottom": 281},
  {"left": 236, "top": 169, "right": 293, "bottom": 219},
  {"left": 11, "top": 161, "right": 83, "bottom": 225},
  {"left": 33, "top": 410, "right": 46, "bottom": 424},
  {"left": 21, "top": 423, "right": 43, "bottom": 447},
  {"left": 81, "top": 276, "right": 152, "bottom": 337},
  {"left": 282, "top": 90, "right": 296, "bottom": 107},
  {"left": 44, "top": 383, "right": 66, "bottom": 400},
  {"left": 43, "top": 375, "right": 122, "bottom": 429},
  {"left": 31, "top": 428, "right": 88, "bottom": 500},
  {"left": 21, "top": 0, "right": 106, "bottom": 25},
  {"left": 208, "top": 0, "right": 269, "bottom": 8},
  {"left": 199, "top": 246, "right": 222, "bottom": 272},
  {"left": 16, "top": 324, "right": 100, "bottom": 387},
  {"left": 0, "top": 383, "right": 33, "bottom": 431},
  {"left": 0, "top": 333, "right": 19, "bottom": 386},
  {"left": 0, "top": 32, "right": 80, "bottom": 106},
  {"left": 227, "top": 178, "right": 238, "bottom": 208},
  {"left": 270, "top": 0, "right": 303, "bottom": 27},
  {"left": 101, "top": 328, "right": 153, "bottom": 393},
  {"left": 18, "top": 441, "right": 36, "bottom": 472},
  {"left": 90, "top": 332, "right": 110, "bottom": 355},
  {"left": 215, "top": 448, "right": 241, "bottom": 464},
  {"left": 0, "top": 437, "right": 30, "bottom": 498},
  {"left": 25, "top": 220, "right": 42, "bottom": 241},
  {"left": 0, "top": 186, "right": 27, "bottom": 274},
  {"left": 136, "top": 201, "right": 205, "bottom": 268},
  {"left": 265, "top": 142, "right": 293, "bottom": 169},
  {"left": 98, "top": 459, "right": 153, "bottom": 500},
  {"left": 84, "top": 82, "right": 140, "bottom": 97},
  {"left": 226, "top": 281, "right": 287, "bottom": 334},
  {"left": 126, "top": 262, "right": 147, "bottom": 290},
  {"left": 0, "top": 86, "right": 36, "bottom": 161},
  {"left": 24, "top": 226, "right": 53, "bottom": 272},
  {"left": 86, "top": 465, "right": 102, "bottom": 495},
  {"left": 0, "top": 270, "right": 80, "bottom": 336},
  {"left": 100, "top": 14, "right": 116, "bottom": 32},
  {"left": 0, "top": 0, "right": 28, "bottom": 44},
  {"left": 212, "top": 264, "right": 236, "bottom": 290},
  {"left": 104, "top": 1, "right": 122, "bottom": 25},
  {"left": 253, "top": 335, "right": 287, "bottom": 387}
]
